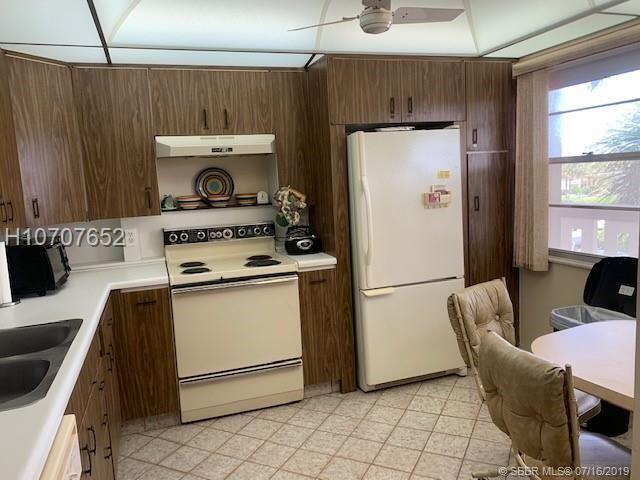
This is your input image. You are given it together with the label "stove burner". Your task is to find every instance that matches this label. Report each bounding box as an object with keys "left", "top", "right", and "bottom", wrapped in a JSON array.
[
  {"left": 180, "top": 261, "right": 205, "bottom": 268},
  {"left": 182, "top": 267, "right": 211, "bottom": 274},
  {"left": 246, "top": 255, "right": 272, "bottom": 261},
  {"left": 245, "top": 259, "right": 281, "bottom": 267}
]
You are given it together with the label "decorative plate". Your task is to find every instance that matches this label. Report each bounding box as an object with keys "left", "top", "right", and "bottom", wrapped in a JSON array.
[{"left": 195, "top": 168, "right": 234, "bottom": 200}]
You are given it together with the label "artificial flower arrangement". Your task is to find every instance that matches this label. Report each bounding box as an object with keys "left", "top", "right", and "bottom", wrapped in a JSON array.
[{"left": 273, "top": 186, "right": 307, "bottom": 226}]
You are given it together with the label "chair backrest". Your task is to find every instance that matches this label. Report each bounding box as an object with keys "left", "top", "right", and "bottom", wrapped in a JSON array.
[
  {"left": 447, "top": 278, "right": 515, "bottom": 369},
  {"left": 478, "top": 333, "right": 580, "bottom": 469}
]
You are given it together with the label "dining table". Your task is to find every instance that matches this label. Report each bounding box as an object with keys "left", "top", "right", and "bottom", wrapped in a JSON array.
[{"left": 531, "top": 320, "right": 635, "bottom": 411}]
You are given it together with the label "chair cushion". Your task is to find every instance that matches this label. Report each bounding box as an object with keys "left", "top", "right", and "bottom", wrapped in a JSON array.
[
  {"left": 479, "top": 333, "right": 575, "bottom": 467},
  {"left": 579, "top": 431, "right": 630, "bottom": 480},
  {"left": 447, "top": 279, "right": 515, "bottom": 367},
  {"left": 575, "top": 390, "right": 601, "bottom": 423}
]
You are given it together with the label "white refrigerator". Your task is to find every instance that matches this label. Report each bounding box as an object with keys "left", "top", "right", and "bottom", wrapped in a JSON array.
[{"left": 347, "top": 128, "right": 466, "bottom": 391}]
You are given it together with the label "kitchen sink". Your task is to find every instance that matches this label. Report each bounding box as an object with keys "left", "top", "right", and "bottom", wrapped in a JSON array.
[
  {"left": 0, "top": 319, "right": 82, "bottom": 411},
  {"left": 0, "top": 321, "right": 78, "bottom": 358}
]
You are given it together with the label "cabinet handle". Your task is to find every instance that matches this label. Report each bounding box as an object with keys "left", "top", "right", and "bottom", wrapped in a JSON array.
[
  {"left": 87, "top": 426, "right": 97, "bottom": 454},
  {"left": 224, "top": 108, "right": 229, "bottom": 129},
  {"left": 136, "top": 299, "right": 157, "bottom": 306},
  {"left": 474, "top": 196, "right": 480, "bottom": 211},
  {"left": 99, "top": 380, "right": 105, "bottom": 391},
  {"left": 104, "top": 446, "right": 113, "bottom": 460},
  {"left": 7, "top": 201, "right": 14, "bottom": 223},
  {"left": 472, "top": 128, "right": 478, "bottom": 147},
  {"left": 203, "top": 108, "right": 209, "bottom": 130},
  {"left": 389, "top": 97, "right": 395, "bottom": 117},
  {"left": 408, "top": 96, "right": 413, "bottom": 115},
  {"left": 145, "top": 188, "right": 152, "bottom": 210},
  {"left": 107, "top": 350, "right": 114, "bottom": 372},
  {"left": 0, "top": 201, "right": 6, "bottom": 224},
  {"left": 309, "top": 279, "right": 327, "bottom": 284},
  {"left": 31, "top": 198, "right": 40, "bottom": 219},
  {"left": 81, "top": 445, "right": 93, "bottom": 476},
  {"left": 102, "top": 413, "right": 109, "bottom": 427}
]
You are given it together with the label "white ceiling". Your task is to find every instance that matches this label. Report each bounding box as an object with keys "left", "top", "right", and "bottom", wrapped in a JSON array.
[{"left": 0, "top": 0, "right": 638, "bottom": 66}]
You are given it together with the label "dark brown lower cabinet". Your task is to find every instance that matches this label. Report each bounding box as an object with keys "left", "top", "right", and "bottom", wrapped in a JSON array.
[
  {"left": 67, "top": 295, "right": 121, "bottom": 480},
  {"left": 299, "top": 269, "right": 340, "bottom": 385},
  {"left": 113, "top": 287, "right": 179, "bottom": 421}
]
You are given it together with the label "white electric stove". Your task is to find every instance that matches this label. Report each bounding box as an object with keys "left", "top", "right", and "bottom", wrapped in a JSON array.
[{"left": 164, "top": 222, "right": 303, "bottom": 422}]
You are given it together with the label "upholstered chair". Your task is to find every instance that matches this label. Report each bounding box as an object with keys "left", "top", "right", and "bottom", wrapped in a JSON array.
[
  {"left": 476, "top": 333, "right": 630, "bottom": 480},
  {"left": 447, "top": 278, "right": 601, "bottom": 423}
]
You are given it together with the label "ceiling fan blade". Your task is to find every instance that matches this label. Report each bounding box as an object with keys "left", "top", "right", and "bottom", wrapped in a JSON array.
[
  {"left": 289, "top": 16, "right": 358, "bottom": 32},
  {"left": 393, "top": 7, "right": 463, "bottom": 24},
  {"left": 362, "top": 0, "right": 391, "bottom": 10}
]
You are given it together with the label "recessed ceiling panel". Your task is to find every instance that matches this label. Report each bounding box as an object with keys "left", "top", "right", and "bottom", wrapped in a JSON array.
[
  {"left": 109, "top": 48, "right": 309, "bottom": 67},
  {"left": 485, "top": 13, "right": 634, "bottom": 58},
  {"left": 471, "top": 0, "right": 596, "bottom": 53},
  {"left": 600, "top": 0, "right": 640, "bottom": 15},
  {"left": 318, "top": 0, "right": 475, "bottom": 55},
  {"left": 0, "top": 44, "right": 107, "bottom": 63},
  {"left": 110, "top": 0, "right": 323, "bottom": 52},
  {"left": 0, "top": 0, "right": 100, "bottom": 45}
]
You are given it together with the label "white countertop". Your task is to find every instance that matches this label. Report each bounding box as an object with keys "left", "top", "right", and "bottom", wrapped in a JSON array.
[
  {"left": 283, "top": 252, "right": 337, "bottom": 272},
  {"left": 0, "top": 260, "right": 168, "bottom": 480}
]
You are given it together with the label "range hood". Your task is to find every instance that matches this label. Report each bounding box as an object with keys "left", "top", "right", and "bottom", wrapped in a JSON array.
[{"left": 155, "top": 134, "right": 275, "bottom": 158}]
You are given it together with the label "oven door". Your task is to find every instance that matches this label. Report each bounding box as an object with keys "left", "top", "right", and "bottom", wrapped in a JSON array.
[{"left": 171, "top": 274, "right": 301, "bottom": 378}]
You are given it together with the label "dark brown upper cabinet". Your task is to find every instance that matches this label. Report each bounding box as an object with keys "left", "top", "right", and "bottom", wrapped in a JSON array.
[
  {"left": 328, "top": 58, "right": 402, "bottom": 125},
  {"left": 465, "top": 61, "right": 514, "bottom": 152},
  {"left": 401, "top": 60, "right": 465, "bottom": 122},
  {"left": 218, "top": 70, "right": 272, "bottom": 134},
  {"left": 0, "top": 52, "right": 26, "bottom": 229},
  {"left": 270, "top": 71, "right": 307, "bottom": 191},
  {"left": 73, "top": 67, "right": 160, "bottom": 220},
  {"left": 149, "top": 69, "right": 271, "bottom": 136},
  {"left": 7, "top": 57, "right": 86, "bottom": 227}
]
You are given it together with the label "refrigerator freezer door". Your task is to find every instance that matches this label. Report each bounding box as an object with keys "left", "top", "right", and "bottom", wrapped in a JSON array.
[
  {"left": 348, "top": 129, "right": 464, "bottom": 290},
  {"left": 356, "top": 278, "right": 466, "bottom": 388}
]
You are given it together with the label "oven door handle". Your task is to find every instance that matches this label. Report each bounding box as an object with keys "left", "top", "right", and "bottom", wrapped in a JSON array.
[{"left": 172, "top": 275, "right": 298, "bottom": 294}]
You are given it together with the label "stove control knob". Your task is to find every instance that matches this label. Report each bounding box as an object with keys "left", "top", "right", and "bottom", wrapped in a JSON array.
[
  {"left": 262, "top": 225, "right": 273, "bottom": 236},
  {"left": 196, "top": 230, "right": 206, "bottom": 241},
  {"left": 208, "top": 230, "right": 216, "bottom": 240},
  {"left": 215, "top": 231, "right": 223, "bottom": 239},
  {"left": 237, "top": 227, "right": 246, "bottom": 238},
  {"left": 253, "top": 227, "right": 262, "bottom": 236},
  {"left": 168, "top": 233, "right": 178, "bottom": 244},
  {"left": 179, "top": 232, "right": 189, "bottom": 243},
  {"left": 223, "top": 228, "right": 234, "bottom": 239}
]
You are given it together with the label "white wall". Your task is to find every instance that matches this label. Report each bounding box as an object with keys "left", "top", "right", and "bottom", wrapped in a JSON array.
[{"left": 518, "top": 261, "right": 591, "bottom": 350}]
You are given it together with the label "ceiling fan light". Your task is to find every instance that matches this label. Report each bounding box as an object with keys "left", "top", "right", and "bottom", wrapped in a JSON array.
[{"left": 359, "top": 8, "right": 393, "bottom": 34}]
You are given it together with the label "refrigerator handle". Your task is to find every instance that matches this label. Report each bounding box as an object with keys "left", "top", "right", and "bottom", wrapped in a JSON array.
[
  {"left": 361, "top": 176, "right": 374, "bottom": 267},
  {"left": 362, "top": 287, "right": 395, "bottom": 298}
]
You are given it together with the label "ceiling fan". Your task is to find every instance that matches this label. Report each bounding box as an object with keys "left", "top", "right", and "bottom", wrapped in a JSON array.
[{"left": 289, "top": 0, "right": 464, "bottom": 35}]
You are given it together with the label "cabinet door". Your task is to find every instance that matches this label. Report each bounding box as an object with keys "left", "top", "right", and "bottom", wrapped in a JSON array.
[
  {"left": 219, "top": 71, "right": 272, "bottom": 134},
  {"left": 271, "top": 71, "right": 307, "bottom": 190},
  {"left": 401, "top": 60, "right": 465, "bottom": 122},
  {"left": 7, "top": 57, "right": 86, "bottom": 226},
  {"left": 73, "top": 68, "right": 160, "bottom": 219},
  {"left": 328, "top": 58, "right": 401, "bottom": 124},
  {"left": 465, "top": 61, "right": 514, "bottom": 151},
  {"left": 0, "top": 52, "right": 26, "bottom": 229},
  {"left": 113, "top": 288, "right": 179, "bottom": 420},
  {"left": 79, "top": 378, "right": 114, "bottom": 480},
  {"left": 467, "top": 152, "right": 508, "bottom": 286},
  {"left": 149, "top": 69, "right": 224, "bottom": 135},
  {"left": 299, "top": 269, "right": 339, "bottom": 385},
  {"left": 98, "top": 297, "right": 121, "bottom": 469}
]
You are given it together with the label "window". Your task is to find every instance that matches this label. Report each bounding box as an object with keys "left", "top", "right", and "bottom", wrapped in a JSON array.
[{"left": 548, "top": 56, "right": 640, "bottom": 258}]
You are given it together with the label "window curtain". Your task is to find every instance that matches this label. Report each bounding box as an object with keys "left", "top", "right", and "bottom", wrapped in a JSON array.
[{"left": 514, "top": 70, "right": 549, "bottom": 271}]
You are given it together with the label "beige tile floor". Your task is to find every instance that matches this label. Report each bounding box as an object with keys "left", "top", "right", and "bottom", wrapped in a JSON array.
[{"left": 115, "top": 374, "right": 627, "bottom": 480}]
